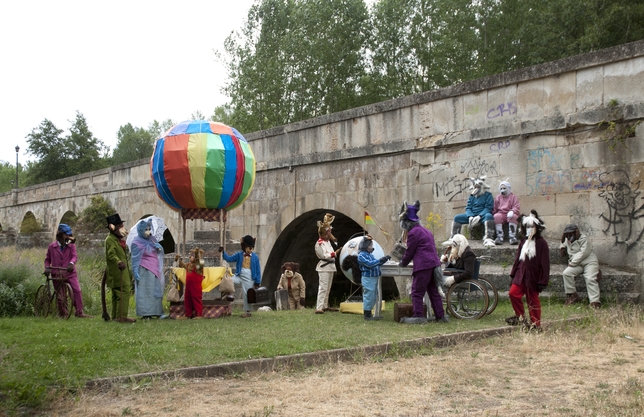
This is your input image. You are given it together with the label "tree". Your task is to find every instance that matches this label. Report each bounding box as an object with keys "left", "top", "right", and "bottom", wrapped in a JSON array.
[
  {"left": 66, "top": 111, "right": 108, "bottom": 174},
  {"left": 75, "top": 195, "right": 117, "bottom": 235},
  {"left": 0, "top": 161, "right": 19, "bottom": 193},
  {"left": 112, "top": 123, "right": 155, "bottom": 165},
  {"left": 25, "top": 112, "right": 107, "bottom": 184},
  {"left": 25, "top": 119, "right": 68, "bottom": 183},
  {"left": 147, "top": 119, "right": 175, "bottom": 140}
]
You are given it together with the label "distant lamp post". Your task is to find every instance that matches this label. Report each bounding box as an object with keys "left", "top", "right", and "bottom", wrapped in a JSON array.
[{"left": 15, "top": 145, "right": 19, "bottom": 189}]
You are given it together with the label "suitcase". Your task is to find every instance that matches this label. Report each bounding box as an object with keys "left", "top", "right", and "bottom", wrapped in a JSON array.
[
  {"left": 394, "top": 303, "right": 427, "bottom": 323},
  {"left": 274, "top": 289, "right": 290, "bottom": 310}
]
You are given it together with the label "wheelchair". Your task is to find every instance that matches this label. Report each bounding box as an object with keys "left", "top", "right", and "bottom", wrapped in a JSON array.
[{"left": 429, "top": 258, "right": 499, "bottom": 320}]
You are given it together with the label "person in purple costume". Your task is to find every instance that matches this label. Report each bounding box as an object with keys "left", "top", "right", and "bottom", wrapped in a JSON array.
[
  {"left": 130, "top": 218, "right": 165, "bottom": 319},
  {"left": 44, "top": 224, "right": 91, "bottom": 318},
  {"left": 398, "top": 201, "right": 449, "bottom": 324}
]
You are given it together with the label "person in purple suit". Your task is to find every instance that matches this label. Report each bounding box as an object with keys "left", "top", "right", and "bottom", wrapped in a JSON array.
[
  {"left": 44, "top": 224, "right": 91, "bottom": 318},
  {"left": 398, "top": 201, "right": 448, "bottom": 324}
]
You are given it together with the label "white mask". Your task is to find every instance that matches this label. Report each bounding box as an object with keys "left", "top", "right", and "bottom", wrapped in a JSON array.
[
  {"left": 500, "top": 186, "right": 508, "bottom": 196},
  {"left": 525, "top": 227, "right": 534, "bottom": 238},
  {"left": 119, "top": 227, "right": 128, "bottom": 237},
  {"left": 285, "top": 270, "right": 294, "bottom": 278},
  {"left": 144, "top": 229, "right": 152, "bottom": 238}
]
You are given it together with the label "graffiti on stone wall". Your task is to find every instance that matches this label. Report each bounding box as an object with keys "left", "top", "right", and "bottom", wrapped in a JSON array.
[
  {"left": 434, "top": 175, "right": 470, "bottom": 202},
  {"left": 435, "top": 158, "right": 498, "bottom": 201},
  {"left": 598, "top": 170, "right": 644, "bottom": 251},
  {"left": 459, "top": 157, "right": 498, "bottom": 178},
  {"left": 526, "top": 171, "right": 572, "bottom": 196},
  {"left": 572, "top": 169, "right": 607, "bottom": 191},
  {"left": 489, "top": 140, "right": 511, "bottom": 152},
  {"left": 527, "top": 147, "right": 564, "bottom": 173},
  {"left": 487, "top": 101, "right": 517, "bottom": 119}
]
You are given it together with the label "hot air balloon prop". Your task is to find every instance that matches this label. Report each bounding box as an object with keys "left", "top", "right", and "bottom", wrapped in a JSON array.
[{"left": 150, "top": 120, "right": 256, "bottom": 253}]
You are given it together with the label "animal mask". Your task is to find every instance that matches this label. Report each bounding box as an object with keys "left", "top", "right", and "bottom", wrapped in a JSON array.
[{"left": 469, "top": 176, "right": 490, "bottom": 196}]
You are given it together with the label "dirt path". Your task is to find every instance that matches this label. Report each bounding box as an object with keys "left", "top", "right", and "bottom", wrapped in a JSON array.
[{"left": 53, "top": 311, "right": 644, "bottom": 416}]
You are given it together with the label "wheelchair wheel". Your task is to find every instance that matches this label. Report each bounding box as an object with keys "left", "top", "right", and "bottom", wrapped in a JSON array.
[
  {"left": 478, "top": 277, "right": 499, "bottom": 315},
  {"left": 447, "top": 279, "right": 488, "bottom": 320},
  {"left": 34, "top": 284, "right": 51, "bottom": 318}
]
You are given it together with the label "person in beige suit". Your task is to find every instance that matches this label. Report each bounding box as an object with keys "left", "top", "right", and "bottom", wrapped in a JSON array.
[{"left": 277, "top": 262, "right": 306, "bottom": 310}]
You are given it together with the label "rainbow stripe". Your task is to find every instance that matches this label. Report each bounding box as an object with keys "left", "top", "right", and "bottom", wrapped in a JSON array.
[{"left": 150, "top": 120, "right": 256, "bottom": 211}]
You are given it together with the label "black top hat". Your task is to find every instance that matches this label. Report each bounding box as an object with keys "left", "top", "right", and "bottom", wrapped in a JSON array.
[
  {"left": 106, "top": 213, "right": 124, "bottom": 226},
  {"left": 241, "top": 235, "right": 256, "bottom": 248}
]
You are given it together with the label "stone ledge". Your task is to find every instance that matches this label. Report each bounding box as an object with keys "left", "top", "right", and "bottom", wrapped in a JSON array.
[{"left": 84, "top": 318, "right": 583, "bottom": 390}]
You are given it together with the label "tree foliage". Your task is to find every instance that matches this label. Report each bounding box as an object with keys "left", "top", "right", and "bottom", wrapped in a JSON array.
[
  {"left": 220, "top": 0, "right": 644, "bottom": 134},
  {"left": 76, "top": 195, "right": 117, "bottom": 235},
  {"left": 25, "top": 112, "right": 107, "bottom": 184},
  {"left": 112, "top": 123, "right": 155, "bottom": 166}
]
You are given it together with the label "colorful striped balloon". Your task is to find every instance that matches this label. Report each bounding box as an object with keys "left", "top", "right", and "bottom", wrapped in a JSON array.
[{"left": 150, "top": 120, "right": 256, "bottom": 211}]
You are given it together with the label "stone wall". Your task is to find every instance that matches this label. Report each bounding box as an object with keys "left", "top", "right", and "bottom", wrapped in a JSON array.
[{"left": 0, "top": 41, "right": 643, "bottom": 285}]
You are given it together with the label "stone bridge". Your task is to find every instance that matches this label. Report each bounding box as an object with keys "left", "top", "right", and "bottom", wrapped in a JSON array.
[{"left": 2, "top": 40, "right": 644, "bottom": 303}]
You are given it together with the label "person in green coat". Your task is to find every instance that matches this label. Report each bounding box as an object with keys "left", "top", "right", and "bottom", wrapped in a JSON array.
[{"left": 105, "top": 213, "right": 135, "bottom": 323}]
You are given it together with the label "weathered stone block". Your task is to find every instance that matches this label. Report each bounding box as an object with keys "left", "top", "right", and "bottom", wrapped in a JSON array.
[{"left": 576, "top": 66, "right": 604, "bottom": 111}]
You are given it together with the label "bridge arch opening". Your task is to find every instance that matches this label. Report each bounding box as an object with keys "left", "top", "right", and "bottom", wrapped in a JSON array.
[
  {"left": 20, "top": 211, "right": 41, "bottom": 234},
  {"left": 264, "top": 209, "right": 400, "bottom": 308},
  {"left": 59, "top": 211, "right": 78, "bottom": 229}
]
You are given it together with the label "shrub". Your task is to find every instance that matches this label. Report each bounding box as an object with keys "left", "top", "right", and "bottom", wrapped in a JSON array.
[
  {"left": 0, "top": 264, "right": 40, "bottom": 316},
  {"left": 76, "top": 195, "right": 116, "bottom": 234}
]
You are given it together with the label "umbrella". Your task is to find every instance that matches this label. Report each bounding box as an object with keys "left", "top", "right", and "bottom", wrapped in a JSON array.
[
  {"left": 150, "top": 120, "right": 256, "bottom": 211},
  {"left": 126, "top": 216, "right": 168, "bottom": 250}
]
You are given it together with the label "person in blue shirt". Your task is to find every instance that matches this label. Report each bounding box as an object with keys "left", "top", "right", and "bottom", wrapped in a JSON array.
[
  {"left": 357, "top": 235, "right": 390, "bottom": 321},
  {"left": 451, "top": 176, "right": 496, "bottom": 248},
  {"left": 219, "top": 235, "right": 262, "bottom": 318}
]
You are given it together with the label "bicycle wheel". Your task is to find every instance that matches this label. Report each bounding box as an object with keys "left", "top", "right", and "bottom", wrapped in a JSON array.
[
  {"left": 478, "top": 277, "right": 499, "bottom": 315},
  {"left": 56, "top": 283, "right": 74, "bottom": 319},
  {"left": 447, "top": 279, "right": 488, "bottom": 320},
  {"left": 34, "top": 284, "right": 51, "bottom": 318}
]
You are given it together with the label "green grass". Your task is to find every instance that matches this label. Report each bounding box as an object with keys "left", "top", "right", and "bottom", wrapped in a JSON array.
[
  {"left": 0, "top": 247, "right": 590, "bottom": 414},
  {"left": 0, "top": 299, "right": 584, "bottom": 413}
]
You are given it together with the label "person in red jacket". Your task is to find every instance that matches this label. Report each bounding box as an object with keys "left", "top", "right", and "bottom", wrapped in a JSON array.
[{"left": 506, "top": 210, "right": 550, "bottom": 332}]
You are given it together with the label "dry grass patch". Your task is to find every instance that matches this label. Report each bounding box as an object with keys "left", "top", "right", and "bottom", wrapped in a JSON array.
[{"left": 47, "top": 306, "right": 644, "bottom": 417}]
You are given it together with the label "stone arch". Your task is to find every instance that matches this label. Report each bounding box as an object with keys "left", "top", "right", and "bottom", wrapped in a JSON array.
[
  {"left": 20, "top": 211, "right": 41, "bottom": 234},
  {"left": 263, "top": 205, "right": 400, "bottom": 308}
]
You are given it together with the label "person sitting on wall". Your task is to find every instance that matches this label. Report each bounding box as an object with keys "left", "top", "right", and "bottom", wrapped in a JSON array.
[
  {"left": 440, "top": 234, "right": 477, "bottom": 287},
  {"left": 493, "top": 179, "right": 521, "bottom": 245},
  {"left": 451, "top": 176, "right": 496, "bottom": 248},
  {"left": 559, "top": 224, "right": 602, "bottom": 309},
  {"left": 277, "top": 262, "right": 306, "bottom": 310}
]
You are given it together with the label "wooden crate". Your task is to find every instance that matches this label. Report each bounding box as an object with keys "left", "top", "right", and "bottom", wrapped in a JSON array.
[{"left": 393, "top": 303, "right": 427, "bottom": 323}]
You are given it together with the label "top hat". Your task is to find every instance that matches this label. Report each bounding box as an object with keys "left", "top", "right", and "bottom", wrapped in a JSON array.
[
  {"left": 106, "top": 213, "right": 124, "bottom": 226},
  {"left": 241, "top": 235, "right": 256, "bottom": 248}
]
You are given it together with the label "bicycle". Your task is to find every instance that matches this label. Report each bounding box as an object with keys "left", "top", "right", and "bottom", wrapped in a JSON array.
[{"left": 34, "top": 266, "right": 74, "bottom": 319}]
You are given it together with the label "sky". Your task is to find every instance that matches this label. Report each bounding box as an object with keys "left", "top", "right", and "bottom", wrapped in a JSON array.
[{"left": 0, "top": 0, "right": 258, "bottom": 165}]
